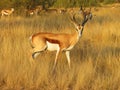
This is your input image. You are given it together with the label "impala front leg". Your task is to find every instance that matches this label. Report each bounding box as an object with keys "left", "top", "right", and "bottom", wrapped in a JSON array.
[{"left": 65, "top": 51, "right": 71, "bottom": 69}]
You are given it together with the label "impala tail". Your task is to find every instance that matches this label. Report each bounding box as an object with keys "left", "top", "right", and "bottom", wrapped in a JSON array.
[{"left": 29, "top": 35, "right": 34, "bottom": 48}]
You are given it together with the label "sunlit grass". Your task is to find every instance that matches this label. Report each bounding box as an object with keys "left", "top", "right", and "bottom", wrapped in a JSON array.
[{"left": 0, "top": 6, "right": 120, "bottom": 90}]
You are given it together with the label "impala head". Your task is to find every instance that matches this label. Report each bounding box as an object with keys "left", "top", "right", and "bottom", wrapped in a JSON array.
[{"left": 11, "top": 8, "right": 14, "bottom": 12}]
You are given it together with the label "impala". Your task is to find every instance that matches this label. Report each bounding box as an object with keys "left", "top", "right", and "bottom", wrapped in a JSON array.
[
  {"left": 26, "top": 8, "right": 40, "bottom": 16},
  {"left": 67, "top": 8, "right": 74, "bottom": 14},
  {"left": 1, "top": 8, "right": 14, "bottom": 17},
  {"left": 58, "top": 8, "right": 67, "bottom": 14},
  {"left": 29, "top": 13, "right": 92, "bottom": 69}
]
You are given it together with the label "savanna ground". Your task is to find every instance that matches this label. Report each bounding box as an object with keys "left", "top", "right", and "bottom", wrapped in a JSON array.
[{"left": 0, "top": 4, "right": 120, "bottom": 90}]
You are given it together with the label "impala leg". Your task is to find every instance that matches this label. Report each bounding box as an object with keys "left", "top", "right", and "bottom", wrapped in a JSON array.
[
  {"left": 65, "top": 51, "right": 71, "bottom": 69},
  {"left": 53, "top": 48, "right": 60, "bottom": 70},
  {"left": 32, "top": 46, "right": 47, "bottom": 59}
]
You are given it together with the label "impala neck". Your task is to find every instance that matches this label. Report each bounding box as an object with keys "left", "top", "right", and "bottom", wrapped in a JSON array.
[
  {"left": 72, "top": 27, "right": 84, "bottom": 44},
  {"left": 75, "top": 27, "right": 84, "bottom": 37}
]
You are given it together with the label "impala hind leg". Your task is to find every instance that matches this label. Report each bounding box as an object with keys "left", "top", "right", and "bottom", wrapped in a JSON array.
[{"left": 32, "top": 46, "right": 47, "bottom": 59}]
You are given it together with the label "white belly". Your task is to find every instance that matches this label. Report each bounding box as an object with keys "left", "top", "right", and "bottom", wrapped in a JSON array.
[{"left": 46, "top": 41, "right": 59, "bottom": 51}]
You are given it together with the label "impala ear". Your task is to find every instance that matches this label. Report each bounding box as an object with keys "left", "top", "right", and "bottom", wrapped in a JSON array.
[{"left": 88, "top": 7, "right": 92, "bottom": 20}]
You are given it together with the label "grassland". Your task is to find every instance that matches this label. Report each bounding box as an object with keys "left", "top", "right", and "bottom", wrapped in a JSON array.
[{"left": 0, "top": 6, "right": 120, "bottom": 90}]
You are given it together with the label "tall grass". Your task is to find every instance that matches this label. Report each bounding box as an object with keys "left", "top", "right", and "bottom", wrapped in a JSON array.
[{"left": 0, "top": 6, "right": 120, "bottom": 90}]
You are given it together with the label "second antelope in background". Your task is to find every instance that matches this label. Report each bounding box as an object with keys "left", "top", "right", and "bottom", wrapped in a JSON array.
[
  {"left": 29, "top": 12, "right": 92, "bottom": 69},
  {"left": 1, "top": 8, "right": 14, "bottom": 17}
]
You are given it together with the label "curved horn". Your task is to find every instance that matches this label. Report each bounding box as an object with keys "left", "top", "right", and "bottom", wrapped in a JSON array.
[{"left": 70, "top": 13, "right": 80, "bottom": 27}]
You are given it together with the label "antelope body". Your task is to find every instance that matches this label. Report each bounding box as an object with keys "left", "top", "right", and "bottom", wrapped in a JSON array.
[{"left": 30, "top": 26, "right": 82, "bottom": 69}]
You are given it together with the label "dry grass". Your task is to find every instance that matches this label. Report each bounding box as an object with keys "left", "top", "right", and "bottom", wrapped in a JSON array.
[{"left": 0, "top": 5, "right": 120, "bottom": 90}]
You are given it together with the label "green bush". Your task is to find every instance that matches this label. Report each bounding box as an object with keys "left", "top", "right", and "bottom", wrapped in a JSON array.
[
  {"left": 54, "top": 0, "right": 99, "bottom": 7},
  {"left": 103, "top": 0, "right": 115, "bottom": 4}
]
